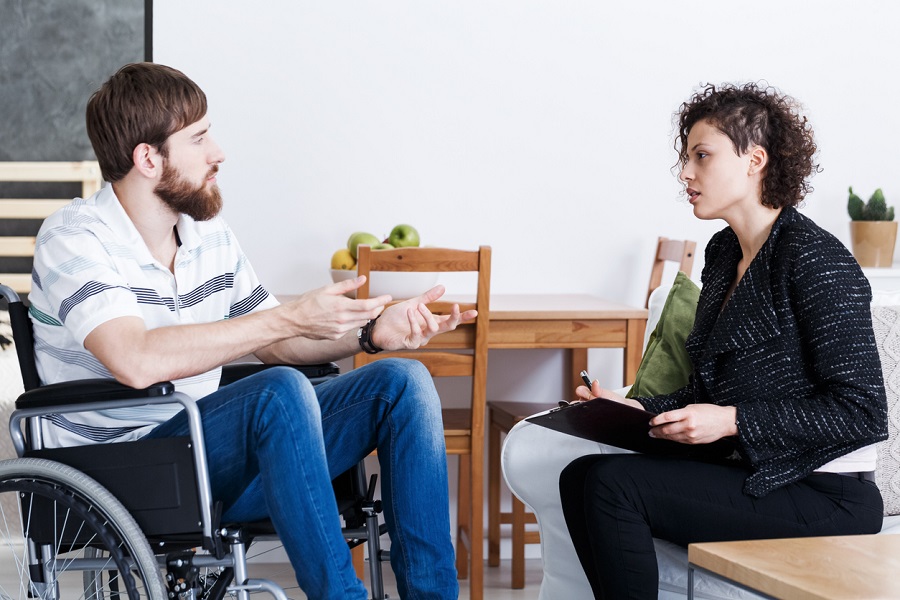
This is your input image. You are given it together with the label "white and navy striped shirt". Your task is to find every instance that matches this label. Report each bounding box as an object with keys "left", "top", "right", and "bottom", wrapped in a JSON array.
[{"left": 29, "top": 185, "right": 278, "bottom": 447}]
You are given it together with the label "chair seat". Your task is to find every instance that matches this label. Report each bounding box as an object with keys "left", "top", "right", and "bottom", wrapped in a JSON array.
[
  {"left": 442, "top": 408, "right": 472, "bottom": 435},
  {"left": 489, "top": 400, "right": 558, "bottom": 429}
]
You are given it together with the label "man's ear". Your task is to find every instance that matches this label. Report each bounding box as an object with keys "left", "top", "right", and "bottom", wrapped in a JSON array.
[
  {"left": 132, "top": 143, "right": 163, "bottom": 178},
  {"left": 748, "top": 146, "right": 768, "bottom": 176}
]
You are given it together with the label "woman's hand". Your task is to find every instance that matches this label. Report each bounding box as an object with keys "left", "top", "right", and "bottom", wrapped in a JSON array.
[
  {"left": 371, "top": 284, "right": 477, "bottom": 351},
  {"left": 648, "top": 404, "right": 738, "bottom": 444},
  {"left": 575, "top": 379, "right": 645, "bottom": 410}
]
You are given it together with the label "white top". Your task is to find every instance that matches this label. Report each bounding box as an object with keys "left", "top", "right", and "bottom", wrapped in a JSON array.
[
  {"left": 816, "top": 445, "right": 877, "bottom": 474},
  {"left": 29, "top": 185, "right": 278, "bottom": 447}
]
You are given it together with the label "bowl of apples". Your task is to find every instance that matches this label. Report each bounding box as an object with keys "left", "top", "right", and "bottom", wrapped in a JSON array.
[{"left": 330, "top": 225, "right": 438, "bottom": 299}]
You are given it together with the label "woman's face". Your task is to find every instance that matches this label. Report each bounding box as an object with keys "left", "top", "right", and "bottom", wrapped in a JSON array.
[{"left": 679, "top": 120, "right": 761, "bottom": 222}]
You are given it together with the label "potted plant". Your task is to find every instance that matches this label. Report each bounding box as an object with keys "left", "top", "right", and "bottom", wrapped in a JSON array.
[{"left": 848, "top": 187, "right": 897, "bottom": 267}]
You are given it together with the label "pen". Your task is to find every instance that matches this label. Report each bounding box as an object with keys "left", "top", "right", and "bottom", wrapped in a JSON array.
[{"left": 580, "top": 370, "right": 593, "bottom": 390}]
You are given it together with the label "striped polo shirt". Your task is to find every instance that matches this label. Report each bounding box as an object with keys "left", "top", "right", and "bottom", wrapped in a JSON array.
[{"left": 29, "top": 185, "right": 278, "bottom": 447}]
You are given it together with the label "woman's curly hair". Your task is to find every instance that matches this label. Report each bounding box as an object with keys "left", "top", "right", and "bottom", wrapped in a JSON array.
[{"left": 674, "top": 82, "right": 820, "bottom": 209}]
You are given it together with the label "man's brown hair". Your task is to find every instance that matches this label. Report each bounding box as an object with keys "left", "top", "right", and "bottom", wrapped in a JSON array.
[{"left": 86, "top": 63, "right": 207, "bottom": 183}]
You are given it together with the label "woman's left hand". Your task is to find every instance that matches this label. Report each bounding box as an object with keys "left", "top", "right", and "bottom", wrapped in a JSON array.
[
  {"left": 371, "top": 285, "right": 477, "bottom": 351},
  {"left": 648, "top": 404, "right": 738, "bottom": 444}
]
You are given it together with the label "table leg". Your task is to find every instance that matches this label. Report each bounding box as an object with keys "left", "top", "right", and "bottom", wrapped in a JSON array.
[
  {"left": 571, "top": 348, "right": 588, "bottom": 392},
  {"left": 624, "top": 318, "right": 646, "bottom": 384},
  {"left": 488, "top": 418, "right": 501, "bottom": 567}
]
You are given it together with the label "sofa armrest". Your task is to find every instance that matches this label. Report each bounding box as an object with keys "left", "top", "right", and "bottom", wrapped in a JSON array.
[{"left": 501, "top": 414, "right": 634, "bottom": 599}]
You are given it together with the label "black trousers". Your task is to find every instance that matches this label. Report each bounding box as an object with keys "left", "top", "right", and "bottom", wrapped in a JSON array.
[{"left": 559, "top": 454, "right": 884, "bottom": 599}]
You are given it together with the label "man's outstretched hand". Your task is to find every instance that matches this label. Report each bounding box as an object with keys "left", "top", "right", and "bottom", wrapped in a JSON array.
[{"left": 372, "top": 284, "right": 477, "bottom": 351}]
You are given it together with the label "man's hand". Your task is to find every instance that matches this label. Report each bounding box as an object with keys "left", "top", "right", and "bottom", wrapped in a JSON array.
[
  {"left": 284, "top": 276, "right": 391, "bottom": 341},
  {"left": 371, "top": 284, "right": 477, "bottom": 351},
  {"left": 648, "top": 404, "right": 738, "bottom": 445}
]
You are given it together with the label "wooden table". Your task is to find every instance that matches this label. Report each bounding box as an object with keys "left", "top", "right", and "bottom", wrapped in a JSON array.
[
  {"left": 278, "top": 292, "right": 647, "bottom": 386},
  {"left": 437, "top": 293, "right": 648, "bottom": 388},
  {"left": 688, "top": 534, "right": 900, "bottom": 599}
]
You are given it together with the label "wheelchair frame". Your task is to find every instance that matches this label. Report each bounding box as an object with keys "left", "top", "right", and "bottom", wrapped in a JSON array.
[{"left": 0, "top": 283, "right": 389, "bottom": 600}]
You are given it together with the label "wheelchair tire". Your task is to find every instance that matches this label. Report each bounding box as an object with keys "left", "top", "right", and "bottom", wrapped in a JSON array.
[{"left": 0, "top": 457, "right": 166, "bottom": 600}]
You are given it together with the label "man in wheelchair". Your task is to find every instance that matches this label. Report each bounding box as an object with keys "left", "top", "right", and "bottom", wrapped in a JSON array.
[{"left": 26, "top": 62, "right": 470, "bottom": 600}]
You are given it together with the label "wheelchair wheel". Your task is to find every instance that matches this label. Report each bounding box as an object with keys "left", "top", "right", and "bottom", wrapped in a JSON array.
[{"left": 0, "top": 458, "right": 166, "bottom": 600}]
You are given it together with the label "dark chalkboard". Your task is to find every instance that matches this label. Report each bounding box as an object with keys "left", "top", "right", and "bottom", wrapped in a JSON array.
[{"left": 0, "top": 0, "right": 149, "bottom": 161}]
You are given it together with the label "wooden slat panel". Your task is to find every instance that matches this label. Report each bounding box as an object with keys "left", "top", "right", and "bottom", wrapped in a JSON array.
[
  {"left": 444, "top": 408, "right": 473, "bottom": 450},
  {"left": 418, "top": 327, "right": 474, "bottom": 349},
  {"left": 0, "top": 161, "right": 104, "bottom": 298},
  {"left": 445, "top": 439, "right": 473, "bottom": 454},
  {"left": 0, "top": 237, "right": 36, "bottom": 256},
  {"left": 425, "top": 301, "right": 478, "bottom": 315},
  {"left": 0, "top": 199, "right": 70, "bottom": 219},
  {"left": 381, "top": 351, "right": 474, "bottom": 377},
  {"left": 499, "top": 513, "right": 539, "bottom": 526},
  {"left": 0, "top": 161, "right": 102, "bottom": 199},
  {"left": 383, "top": 300, "right": 478, "bottom": 316},
  {"left": 360, "top": 246, "right": 480, "bottom": 272},
  {"left": 487, "top": 319, "right": 627, "bottom": 347},
  {"left": 0, "top": 161, "right": 100, "bottom": 184},
  {"left": 0, "top": 273, "right": 32, "bottom": 294}
]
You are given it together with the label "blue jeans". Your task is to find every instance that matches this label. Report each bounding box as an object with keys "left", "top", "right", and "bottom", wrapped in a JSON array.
[{"left": 144, "top": 358, "right": 458, "bottom": 600}]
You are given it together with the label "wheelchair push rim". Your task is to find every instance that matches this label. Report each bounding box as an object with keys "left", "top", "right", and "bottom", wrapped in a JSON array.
[{"left": 0, "top": 457, "right": 166, "bottom": 600}]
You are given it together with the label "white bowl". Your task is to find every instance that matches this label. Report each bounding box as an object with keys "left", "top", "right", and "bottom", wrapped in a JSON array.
[{"left": 330, "top": 269, "right": 439, "bottom": 299}]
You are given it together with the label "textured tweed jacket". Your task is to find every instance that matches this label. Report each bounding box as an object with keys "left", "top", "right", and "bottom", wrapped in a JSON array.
[{"left": 640, "top": 207, "right": 888, "bottom": 497}]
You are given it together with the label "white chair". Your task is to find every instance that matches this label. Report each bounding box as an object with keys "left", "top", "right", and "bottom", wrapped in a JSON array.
[
  {"left": 486, "top": 236, "right": 697, "bottom": 590},
  {"left": 502, "top": 284, "right": 900, "bottom": 600}
]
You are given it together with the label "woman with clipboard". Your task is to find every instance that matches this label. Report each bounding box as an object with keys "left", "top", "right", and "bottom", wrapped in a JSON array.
[{"left": 558, "top": 83, "right": 888, "bottom": 599}]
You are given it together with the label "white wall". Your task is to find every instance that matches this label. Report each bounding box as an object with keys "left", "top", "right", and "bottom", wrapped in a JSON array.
[{"left": 153, "top": 0, "right": 900, "bottom": 559}]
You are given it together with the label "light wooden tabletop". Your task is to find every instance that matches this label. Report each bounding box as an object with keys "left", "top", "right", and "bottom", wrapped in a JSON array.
[
  {"left": 279, "top": 293, "right": 648, "bottom": 321},
  {"left": 689, "top": 534, "right": 900, "bottom": 600},
  {"left": 443, "top": 293, "right": 648, "bottom": 320}
]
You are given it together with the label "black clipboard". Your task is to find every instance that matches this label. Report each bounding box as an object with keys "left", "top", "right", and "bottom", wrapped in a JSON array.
[{"left": 525, "top": 398, "right": 737, "bottom": 458}]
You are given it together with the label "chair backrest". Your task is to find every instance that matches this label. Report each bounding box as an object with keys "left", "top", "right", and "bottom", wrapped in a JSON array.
[
  {"left": 354, "top": 245, "right": 491, "bottom": 442},
  {"left": 0, "top": 161, "right": 103, "bottom": 295},
  {"left": 0, "top": 284, "right": 41, "bottom": 391},
  {"left": 646, "top": 236, "right": 696, "bottom": 307}
]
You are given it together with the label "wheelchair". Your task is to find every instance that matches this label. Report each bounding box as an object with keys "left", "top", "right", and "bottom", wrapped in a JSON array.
[{"left": 0, "top": 283, "right": 390, "bottom": 600}]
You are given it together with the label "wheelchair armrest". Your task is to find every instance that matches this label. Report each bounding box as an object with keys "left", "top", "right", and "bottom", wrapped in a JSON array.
[
  {"left": 15, "top": 379, "right": 175, "bottom": 410},
  {"left": 219, "top": 362, "right": 340, "bottom": 387}
]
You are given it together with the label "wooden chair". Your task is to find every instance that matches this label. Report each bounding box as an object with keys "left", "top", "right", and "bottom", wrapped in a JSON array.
[
  {"left": 0, "top": 161, "right": 103, "bottom": 295},
  {"left": 354, "top": 244, "right": 492, "bottom": 600},
  {"left": 646, "top": 236, "right": 696, "bottom": 307},
  {"left": 487, "top": 235, "right": 697, "bottom": 589}
]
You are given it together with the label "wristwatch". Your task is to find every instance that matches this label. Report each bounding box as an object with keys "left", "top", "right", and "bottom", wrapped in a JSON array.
[{"left": 357, "top": 316, "right": 384, "bottom": 354}]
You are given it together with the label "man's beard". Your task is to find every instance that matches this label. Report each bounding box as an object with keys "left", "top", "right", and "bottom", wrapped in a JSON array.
[{"left": 155, "top": 162, "right": 223, "bottom": 221}]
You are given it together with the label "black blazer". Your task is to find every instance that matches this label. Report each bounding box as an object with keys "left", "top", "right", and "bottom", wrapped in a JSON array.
[{"left": 640, "top": 207, "right": 888, "bottom": 497}]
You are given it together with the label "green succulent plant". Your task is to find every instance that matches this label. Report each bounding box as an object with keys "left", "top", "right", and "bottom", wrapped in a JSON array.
[{"left": 848, "top": 187, "right": 894, "bottom": 221}]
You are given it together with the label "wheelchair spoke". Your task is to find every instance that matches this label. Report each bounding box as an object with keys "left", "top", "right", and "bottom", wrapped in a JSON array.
[{"left": 0, "top": 461, "right": 166, "bottom": 600}]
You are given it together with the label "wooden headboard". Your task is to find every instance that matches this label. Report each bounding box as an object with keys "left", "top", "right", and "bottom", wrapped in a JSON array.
[{"left": 0, "top": 161, "right": 103, "bottom": 295}]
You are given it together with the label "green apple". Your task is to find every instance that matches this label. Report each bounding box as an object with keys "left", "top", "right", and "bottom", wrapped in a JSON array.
[
  {"left": 388, "top": 224, "right": 420, "bottom": 248},
  {"left": 372, "top": 242, "right": 394, "bottom": 250},
  {"left": 347, "top": 231, "right": 381, "bottom": 259}
]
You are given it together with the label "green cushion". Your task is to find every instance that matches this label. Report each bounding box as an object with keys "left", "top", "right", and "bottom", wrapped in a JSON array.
[{"left": 626, "top": 271, "right": 700, "bottom": 398}]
